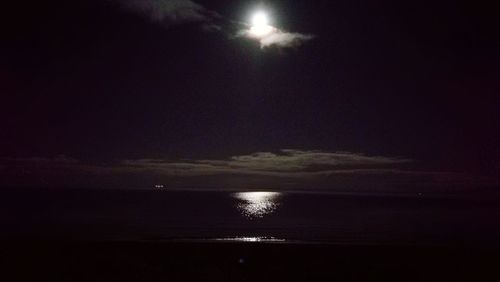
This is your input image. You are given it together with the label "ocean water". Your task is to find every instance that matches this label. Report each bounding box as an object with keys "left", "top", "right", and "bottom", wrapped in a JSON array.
[{"left": 1, "top": 189, "right": 499, "bottom": 246}]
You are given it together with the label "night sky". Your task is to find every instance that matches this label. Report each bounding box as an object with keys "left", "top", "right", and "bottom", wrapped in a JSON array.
[{"left": 1, "top": 0, "right": 498, "bottom": 191}]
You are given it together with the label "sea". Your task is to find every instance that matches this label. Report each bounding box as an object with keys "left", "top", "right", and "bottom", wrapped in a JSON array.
[{"left": 1, "top": 188, "right": 499, "bottom": 246}]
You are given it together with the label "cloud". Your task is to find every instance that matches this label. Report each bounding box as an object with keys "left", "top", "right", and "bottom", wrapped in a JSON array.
[
  {"left": 244, "top": 27, "right": 315, "bottom": 49},
  {"left": 120, "top": 150, "right": 411, "bottom": 177},
  {"left": 118, "top": 0, "right": 219, "bottom": 26},
  {"left": 117, "top": 0, "right": 314, "bottom": 48},
  {"left": 1, "top": 155, "right": 79, "bottom": 167},
  {"left": 0, "top": 150, "right": 409, "bottom": 178},
  {"left": 2, "top": 150, "right": 493, "bottom": 191},
  {"left": 259, "top": 31, "right": 314, "bottom": 48}
]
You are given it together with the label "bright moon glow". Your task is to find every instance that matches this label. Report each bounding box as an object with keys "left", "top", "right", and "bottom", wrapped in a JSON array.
[
  {"left": 233, "top": 192, "right": 281, "bottom": 219},
  {"left": 252, "top": 12, "right": 268, "bottom": 26},
  {"left": 249, "top": 12, "right": 273, "bottom": 37}
]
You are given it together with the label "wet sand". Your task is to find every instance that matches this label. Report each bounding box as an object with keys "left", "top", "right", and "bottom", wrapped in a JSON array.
[{"left": 1, "top": 240, "right": 498, "bottom": 282}]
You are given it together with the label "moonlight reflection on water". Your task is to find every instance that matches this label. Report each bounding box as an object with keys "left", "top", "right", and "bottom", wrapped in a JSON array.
[{"left": 233, "top": 192, "right": 282, "bottom": 219}]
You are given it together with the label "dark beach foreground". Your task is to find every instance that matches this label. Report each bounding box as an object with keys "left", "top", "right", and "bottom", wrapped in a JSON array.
[{"left": 1, "top": 240, "right": 499, "bottom": 282}]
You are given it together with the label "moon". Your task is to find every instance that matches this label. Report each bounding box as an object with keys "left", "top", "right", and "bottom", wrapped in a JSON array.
[{"left": 249, "top": 11, "right": 273, "bottom": 37}]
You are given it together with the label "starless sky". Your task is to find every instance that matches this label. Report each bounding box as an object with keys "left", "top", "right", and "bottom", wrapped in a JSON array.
[{"left": 0, "top": 0, "right": 498, "bottom": 191}]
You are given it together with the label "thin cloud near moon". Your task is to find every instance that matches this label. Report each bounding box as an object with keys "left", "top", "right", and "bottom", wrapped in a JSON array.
[
  {"left": 119, "top": 0, "right": 217, "bottom": 25},
  {"left": 117, "top": 0, "right": 314, "bottom": 48},
  {"left": 246, "top": 29, "right": 315, "bottom": 48},
  {"left": 243, "top": 11, "right": 314, "bottom": 48}
]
